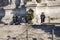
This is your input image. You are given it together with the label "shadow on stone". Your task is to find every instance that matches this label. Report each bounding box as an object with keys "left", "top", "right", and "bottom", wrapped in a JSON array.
[
  {"left": 0, "top": 8, "right": 6, "bottom": 24},
  {"left": 54, "top": 27, "right": 60, "bottom": 37},
  {"left": 31, "top": 24, "right": 60, "bottom": 37}
]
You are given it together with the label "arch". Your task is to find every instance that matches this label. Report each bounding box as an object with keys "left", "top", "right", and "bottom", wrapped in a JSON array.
[
  {"left": 28, "top": 9, "right": 34, "bottom": 14},
  {"left": 27, "top": 9, "right": 34, "bottom": 20}
]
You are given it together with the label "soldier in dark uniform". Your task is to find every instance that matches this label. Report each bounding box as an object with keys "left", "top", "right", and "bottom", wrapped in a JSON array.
[
  {"left": 40, "top": 12, "right": 45, "bottom": 23},
  {"left": 17, "top": 15, "right": 21, "bottom": 24},
  {"left": 13, "top": 14, "right": 18, "bottom": 25}
]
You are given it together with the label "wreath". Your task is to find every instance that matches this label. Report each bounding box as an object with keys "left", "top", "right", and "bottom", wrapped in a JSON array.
[
  {"left": 36, "top": 0, "right": 41, "bottom": 3},
  {"left": 27, "top": 9, "right": 34, "bottom": 20},
  {"left": 27, "top": 0, "right": 31, "bottom": 2}
]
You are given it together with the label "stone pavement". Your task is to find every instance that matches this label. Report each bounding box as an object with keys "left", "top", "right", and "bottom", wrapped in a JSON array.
[{"left": 0, "top": 24, "right": 59, "bottom": 40}]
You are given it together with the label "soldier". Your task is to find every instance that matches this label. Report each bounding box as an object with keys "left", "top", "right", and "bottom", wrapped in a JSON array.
[
  {"left": 40, "top": 12, "right": 45, "bottom": 23},
  {"left": 13, "top": 14, "right": 18, "bottom": 25},
  {"left": 17, "top": 16, "right": 21, "bottom": 24}
]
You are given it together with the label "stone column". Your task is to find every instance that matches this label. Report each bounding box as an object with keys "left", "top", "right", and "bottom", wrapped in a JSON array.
[{"left": 21, "top": 0, "right": 24, "bottom": 5}]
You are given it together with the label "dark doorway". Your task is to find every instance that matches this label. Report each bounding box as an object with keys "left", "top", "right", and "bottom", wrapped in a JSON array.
[
  {"left": 0, "top": 0, "right": 10, "bottom": 7},
  {"left": 33, "top": 38, "right": 37, "bottom": 40},
  {"left": 0, "top": 8, "right": 6, "bottom": 24}
]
